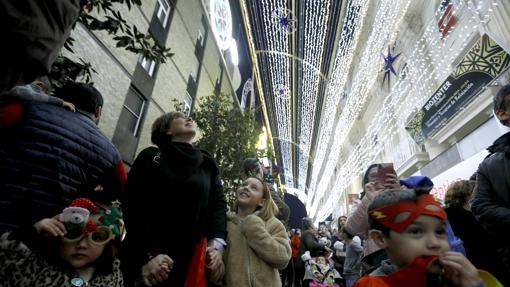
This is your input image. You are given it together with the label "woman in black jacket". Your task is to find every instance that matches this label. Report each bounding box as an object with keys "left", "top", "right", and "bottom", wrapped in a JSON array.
[{"left": 122, "top": 111, "right": 227, "bottom": 286}]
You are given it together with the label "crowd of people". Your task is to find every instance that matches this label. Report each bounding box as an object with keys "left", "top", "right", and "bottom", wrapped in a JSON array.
[{"left": 1, "top": 1, "right": 510, "bottom": 286}]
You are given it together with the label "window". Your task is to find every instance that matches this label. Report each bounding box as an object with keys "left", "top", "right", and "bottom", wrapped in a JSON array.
[
  {"left": 184, "top": 92, "right": 192, "bottom": 116},
  {"left": 140, "top": 56, "right": 156, "bottom": 77},
  {"left": 197, "top": 20, "right": 206, "bottom": 46},
  {"left": 190, "top": 64, "right": 199, "bottom": 82},
  {"left": 118, "top": 89, "right": 146, "bottom": 136},
  {"left": 155, "top": 0, "right": 171, "bottom": 28},
  {"left": 197, "top": 30, "right": 204, "bottom": 46}
]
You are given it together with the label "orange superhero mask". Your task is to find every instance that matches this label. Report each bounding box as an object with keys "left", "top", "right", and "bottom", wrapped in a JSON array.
[{"left": 369, "top": 194, "right": 447, "bottom": 232}]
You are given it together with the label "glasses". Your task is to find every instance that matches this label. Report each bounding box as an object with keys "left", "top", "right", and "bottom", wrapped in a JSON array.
[{"left": 63, "top": 226, "right": 114, "bottom": 245}]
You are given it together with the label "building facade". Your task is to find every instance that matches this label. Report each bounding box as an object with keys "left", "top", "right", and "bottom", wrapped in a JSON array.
[
  {"left": 63, "top": 0, "right": 242, "bottom": 166},
  {"left": 324, "top": 0, "right": 510, "bottom": 220}
]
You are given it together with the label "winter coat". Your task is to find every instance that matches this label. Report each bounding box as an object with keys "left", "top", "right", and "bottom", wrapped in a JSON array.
[
  {"left": 0, "top": 0, "right": 81, "bottom": 92},
  {"left": 224, "top": 213, "right": 291, "bottom": 287},
  {"left": 299, "top": 230, "right": 327, "bottom": 259},
  {"left": 0, "top": 232, "right": 123, "bottom": 287},
  {"left": 471, "top": 131, "right": 510, "bottom": 237},
  {"left": 471, "top": 131, "right": 510, "bottom": 284},
  {"left": 343, "top": 237, "right": 363, "bottom": 278},
  {"left": 122, "top": 143, "right": 227, "bottom": 286},
  {"left": 345, "top": 197, "right": 380, "bottom": 256},
  {"left": 0, "top": 102, "right": 126, "bottom": 232},
  {"left": 445, "top": 206, "right": 506, "bottom": 280}
]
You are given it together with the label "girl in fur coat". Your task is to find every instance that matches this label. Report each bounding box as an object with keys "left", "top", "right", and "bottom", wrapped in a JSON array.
[{"left": 223, "top": 177, "right": 292, "bottom": 286}]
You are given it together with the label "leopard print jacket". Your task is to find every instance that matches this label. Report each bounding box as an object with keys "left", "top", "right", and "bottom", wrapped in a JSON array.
[{"left": 0, "top": 232, "right": 124, "bottom": 286}]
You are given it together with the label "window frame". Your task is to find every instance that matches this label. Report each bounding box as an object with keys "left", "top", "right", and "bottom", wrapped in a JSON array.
[
  {"left": 183, "top": 92, "right": 193, "bottom": 116},
  {"left": 156, "top": 0, "right": 171, "bottom": 28},
  {"left": 140, "top": 56, "right": 156, "bottom": 77},
  {"left": 122, "top": 90, "right": 146, "bottom": 136}
]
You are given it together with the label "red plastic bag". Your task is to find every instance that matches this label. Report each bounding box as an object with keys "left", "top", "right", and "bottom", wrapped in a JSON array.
[{"left": 185, "top": 237, "right": 207, "bottom": 287}]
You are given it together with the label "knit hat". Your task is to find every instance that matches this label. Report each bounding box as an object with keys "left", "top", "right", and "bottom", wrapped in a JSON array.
[{"left": 399, "top": 176, "right": 433, "bottom": 189}]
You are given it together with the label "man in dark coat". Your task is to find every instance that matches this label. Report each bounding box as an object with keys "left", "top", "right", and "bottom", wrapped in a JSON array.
[
  {"left": 471, "top": 84, "right": 510, "bottom": 285},
  {"left": 0, "top": 82, "right": 127, "bottom": 233}
]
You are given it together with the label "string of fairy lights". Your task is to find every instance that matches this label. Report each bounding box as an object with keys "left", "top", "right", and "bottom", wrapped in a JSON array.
[
  {"left": 306, "top": 0, "right": 370, "bottom": 207},
  {"left": 308, "top": 0, "right": 412, "bottom": 214},
  {"left": 296, "top": 0, "right": 332, "bottom": 191},
  {"left": 258, "top": 0, "right": 294, "bottom": 187},
  {"left": 251, "top": 0, "right": 335, "bottom": 188},
  {"left": 311, "top": 0, "right": 499, "bottom": 220}
]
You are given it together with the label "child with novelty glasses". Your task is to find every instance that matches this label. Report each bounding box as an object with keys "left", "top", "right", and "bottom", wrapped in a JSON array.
[
  {"left": 0, "top": 198, "right": 124, "bottom": 287},
  {"left": 353, "top": 189, "right": 502, "bottom": 287}
]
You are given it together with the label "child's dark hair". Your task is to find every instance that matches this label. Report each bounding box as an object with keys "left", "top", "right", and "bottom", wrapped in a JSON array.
[
  {"left": 341, "top": 226, "right": 354, "bottom": 239},
  {"left": 368, "top": 188, "right": 428, "bottom": 236},
  {"left": 54, "top": 82, "right": 103, "bottom": 114}
]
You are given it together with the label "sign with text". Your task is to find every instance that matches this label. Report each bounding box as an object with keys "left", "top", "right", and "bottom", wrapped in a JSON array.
[{"left": 407, "top": 34, "right": 510, "bottom": 144}]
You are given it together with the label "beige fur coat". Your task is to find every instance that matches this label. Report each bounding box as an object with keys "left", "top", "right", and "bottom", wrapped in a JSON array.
[{"left": 224, "top": 213, "right": 291, "bottom": 286}]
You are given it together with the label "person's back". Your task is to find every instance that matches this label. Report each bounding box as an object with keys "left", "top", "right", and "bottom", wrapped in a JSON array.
[{"left": 0, "top": 82, "right": 126, "bottom": 232}]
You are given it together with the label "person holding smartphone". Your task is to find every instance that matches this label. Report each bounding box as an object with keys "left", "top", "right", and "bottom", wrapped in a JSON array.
[{"left": 344, "top": 163, "right": 401, "bottom": 275}]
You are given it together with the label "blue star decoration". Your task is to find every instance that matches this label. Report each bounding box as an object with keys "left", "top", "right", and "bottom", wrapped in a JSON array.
[
  {"left": 280, "top": 16, "right": 290, "bottom": 29},
  {"left": 382, "top": 46, "right": 401, "bottom": 89}
]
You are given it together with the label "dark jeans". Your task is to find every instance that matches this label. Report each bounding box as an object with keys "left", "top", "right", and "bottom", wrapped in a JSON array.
[{"left": 281, "top": 258, "right": 294, "bottom": 286}]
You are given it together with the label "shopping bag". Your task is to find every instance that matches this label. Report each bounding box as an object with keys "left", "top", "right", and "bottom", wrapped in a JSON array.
[{"left": 185, "top": 237, "right": 207, "bottom": 287}]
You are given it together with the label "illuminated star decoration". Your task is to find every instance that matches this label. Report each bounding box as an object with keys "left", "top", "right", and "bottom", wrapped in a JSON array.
[
  {"left": 275, "top": 84, "right": 290, "bottom": 100},
  {"left": 271, "top": 8, "right": 296, "bottom": 34},
  {"left": 280, "top": 15, "right": 290, "bottom": 29},
  {"left": 382, "top": 46, "right": 401, "bottom": 89}
]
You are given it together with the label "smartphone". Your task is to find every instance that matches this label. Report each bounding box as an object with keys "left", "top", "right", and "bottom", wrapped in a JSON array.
[{"left": 369, "top": 163, "right": 396, "bottom": 187}]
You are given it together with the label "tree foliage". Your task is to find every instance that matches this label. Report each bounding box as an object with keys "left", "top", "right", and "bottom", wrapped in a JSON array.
[
  {"left": 191, "top": 93, "right": 262, "bottom": 207},
  {"left": 50, "top": 0, "right": 174, "bottom": 88}
]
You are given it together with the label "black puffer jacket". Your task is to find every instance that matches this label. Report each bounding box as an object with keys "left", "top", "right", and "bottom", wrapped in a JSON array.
[{"left": 0, "top": 102, "right": 125, "bottom": 232}]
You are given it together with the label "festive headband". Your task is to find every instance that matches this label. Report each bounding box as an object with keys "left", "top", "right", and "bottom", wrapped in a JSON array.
[
  {"left": 369, "top": 194, "right": 447, "bottom": 232},
  {"left": 62, "top": 198, "right": 124, "bottom": 238}
]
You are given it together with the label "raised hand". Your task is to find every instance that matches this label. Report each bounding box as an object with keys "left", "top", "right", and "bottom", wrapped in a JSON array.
[
  {"left": 384, "top": 173, "right": 401, "bottom": 189},
  {"left": 440, "top": 251, "right": 482, "bottom": 287},
  {"left": 33, "top": 215, "right": 66, "bottom": 237}
]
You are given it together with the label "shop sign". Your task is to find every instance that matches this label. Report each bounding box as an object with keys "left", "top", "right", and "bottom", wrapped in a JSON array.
[{"left": 406, "top": 34, "right": 510, "bottom": 144}]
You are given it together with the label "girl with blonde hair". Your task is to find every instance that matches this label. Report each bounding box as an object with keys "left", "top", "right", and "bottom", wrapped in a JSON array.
[{"left": 223, "top": 177, "right": 291, "bottom": 286}]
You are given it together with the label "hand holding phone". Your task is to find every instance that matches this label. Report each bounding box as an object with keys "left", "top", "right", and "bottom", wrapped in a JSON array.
[{"left": 369, "top": 163, "right": 397, "bottom": 189}]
